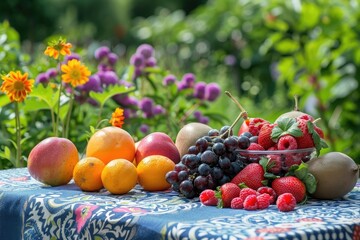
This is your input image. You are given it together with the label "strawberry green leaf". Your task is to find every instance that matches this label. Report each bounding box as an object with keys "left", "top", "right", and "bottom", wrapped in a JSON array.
[
  {"left": 214, "top": 187, "right": 224, "bottom": 208},
  {"left": 271, "top": 117, "right": 303, "bottom": 141},
  {"left": 304, "top": 173, "right": 317, "bottom": 194},
  {"left": 294, "top": 163, "right": 308, "bottom": 180},
  {"left": 238, "top": 183, "right": 248, "bottom": 189},
  {"left": 307, "top": 121, "right": 323, "bottom": 156},
  {"left": 259, "top": 157, "right": 269, "bottom": 172}
]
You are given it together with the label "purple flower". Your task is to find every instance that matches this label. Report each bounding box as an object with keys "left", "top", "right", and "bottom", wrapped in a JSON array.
[
  {"left": 205, "top": 83, "right": 221, "bottom": 101},
  {"left": 177, "top": 81, "right": 188, "bottom": 91},
  {"left": 77, "top": 75, "right": 102, "bottom": 92},
  {"left": 224, "top": 55, "right": 236, "bottom": 66},
  {"left": 163, "top": 74, "right": 177, "bottom": 86},
  {"left": 193, "top": 82, "right": 207, "bottom": 99},
  {"left": 45, "top": 68, "right": 58, "bottom": 79},
  {"left": 139, "top": 97, "right": 154, "bottom": 115},
  {"left": 107, "top": 52, "right": 118, "bottom": 65},
  {"left": 65, "top": 53, "right": 81, "bottom": 62},
  {"left": 87, "top": 98, "right": 99, "bottom": 107},
  {"left": 140, "top": 124, "right": 150, "bottom": 134},
  {"left": 182, "top": 73, "right": 196, "bottom": 88},
  {"left": 36, "top": 73, "right": 49, "bottom": 84},
  {"left": 134, "top": 67, "right": 143, "bottom": 78},
  {"left": 95, "top": 46, "right": 110, "bottom": 60},
  {"left": 99, "top": 71, "right": 118, "bottom": 86},
  {"left": 199, "top": 116, "right": 209, "bottom": 124},
  {"left": 153, "top": 105, "right": 165, "bottom": 115},
  {"left": 113, "top": 95, "right": 138, "bottom": 106},
  {"left": 193, "top": 110, "right": 202, "bottom": 119},
  {"left": 130, "top": 53, "right": 145, "bottom": 67},
  {"left": 119, "top": 80, "right": 133, "bottom": 88},
  {"left": 136, "top": 44, "right": 154, "bottom": 59},
  {"left": 145, "top": 57, "right": 157, "bottom": 67}
]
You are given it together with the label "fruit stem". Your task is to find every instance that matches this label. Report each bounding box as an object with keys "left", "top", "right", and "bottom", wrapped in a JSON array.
[
  {"left": 313, "top": 118, "right": 321, "bottom": 124},
  {"left": 293, "top": 95, "right": 299, "bottom": 111},
  {"left": 220, "top": 111, "right": 247, "bottom": 138},
  {"left": 225, "top": 91, "right": 248, "bottom": 120}
]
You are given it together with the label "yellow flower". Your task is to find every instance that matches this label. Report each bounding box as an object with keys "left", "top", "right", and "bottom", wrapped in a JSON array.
[
  {"left": 61, "top": 59, "right": 91, "bottom": 87},
  {"left": 0, "top": 71, "right": 34, "bottom": 102},
  {"left": 44, "top": 39, "right": 72, "bottom": 59},
  {"left": 109, "top": 108, "right": 125, "bottom": 128}
]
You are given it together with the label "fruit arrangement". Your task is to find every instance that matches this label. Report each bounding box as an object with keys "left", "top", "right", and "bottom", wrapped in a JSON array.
[{"left": 26, "top": 92, "right": 359, "bottom": 213}]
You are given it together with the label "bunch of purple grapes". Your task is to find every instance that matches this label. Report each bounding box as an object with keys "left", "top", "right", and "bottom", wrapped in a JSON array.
[{"left": 166, "top": 126, "right": 248, "bottom": 198}]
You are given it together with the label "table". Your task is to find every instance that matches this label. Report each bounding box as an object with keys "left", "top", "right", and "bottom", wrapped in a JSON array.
[{"left": 0, "top": 168, "right": 359, "bottom": 240}]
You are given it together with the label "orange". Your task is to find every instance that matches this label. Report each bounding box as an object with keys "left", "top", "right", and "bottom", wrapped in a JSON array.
[
  {"left": 86, "top": 126, "right": 135, "bottom": 165},
  {"left": 101, "top": 158, "right": 137, "bottom": 194},
  {"left": 73, "top": 157, "right": 105, "bottom": 192},
  {"left": 136, "top": 155, "right": 175, "bottom": 191}
]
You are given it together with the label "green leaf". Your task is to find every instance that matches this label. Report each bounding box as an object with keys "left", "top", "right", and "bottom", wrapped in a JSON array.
[
  {"left": 274, "top": 39, "right": 300, "bottom": 54},
  {"left": 0, "top": 94, "right": 10, "bottom": 108},
  {"left": 271, "top": 117, "right": 303, "bottom": 141},
  {"left": 307, "top": 121, "right": 322, "bottom": 156},
  {"left": 89, "top": 85, "right": 136, "bottom": 108},
  {"left": 304, "top": 173, "right": 317, "bottom": 194},
  {"left": 294, "top": 163, "right": 308, "bottom": 180}
]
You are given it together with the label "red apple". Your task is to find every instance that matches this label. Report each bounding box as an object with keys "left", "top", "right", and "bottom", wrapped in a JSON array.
[
  {"left": 238, "top": 118, "right": 251, "bottom": 136},
  {"left": 27, "top": 137, "right": 79, "bottom": 186},
  {"left": 135, "top": 132, "right": 180, "bottom": 165}
]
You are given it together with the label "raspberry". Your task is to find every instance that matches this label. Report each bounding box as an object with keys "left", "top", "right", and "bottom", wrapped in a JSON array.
[
  {"left": 267, "top": 155, "right": 282, "bottom": 174},
  {"left": 277, "top": 135, "right": 298, "bottom": 150},
  {"left": 257, "top": 186, "right": 277, "bottom": 204},
  {"left": 230, "top": 197, "right": 244, "bottom": 209},
  {"left": 243, "top": 195, "right": 258, "bottom": 210},
  {"left": 276, "top": 193, "right": 296, "bottom": 212},
  {"left": 248, "top": 118, "right": 269, "bottom": 136},
  {"left": 199, "top": 189, "right": 218, "bottom": 206},
  {"left": 239, "top": 188, "right": 257, "bottom": 201},
  {"left": 246, "top": 143, "right": 265, "bottom": 161},
  {"left": 256, "top": 193, "right": 271, "bottom": 209}
]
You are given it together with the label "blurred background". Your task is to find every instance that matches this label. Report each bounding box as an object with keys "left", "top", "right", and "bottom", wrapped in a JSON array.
[{"left": 0, "top": 0, "right": 359, "bottom": 167}]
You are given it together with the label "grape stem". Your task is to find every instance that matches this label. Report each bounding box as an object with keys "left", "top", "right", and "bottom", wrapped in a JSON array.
[
  {"left": 220, "top": 110, "right": 247, "bottom": 138},
  {"left": 225, "top": 91, "right": 248, "bottom": 120}
]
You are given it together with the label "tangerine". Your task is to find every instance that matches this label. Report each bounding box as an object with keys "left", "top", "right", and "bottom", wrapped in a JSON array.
[
  {"left": 86, "top": 126, "right": 135, "bottom": 165},
  {"left": 101, "top": 159, "right": 137, "bottom": 194},
  {"left": 73, "top": 157, "right": 105, "bottom": 192},
  {"left": 136, "top": 155, "right": 175, "bottom": 191}
]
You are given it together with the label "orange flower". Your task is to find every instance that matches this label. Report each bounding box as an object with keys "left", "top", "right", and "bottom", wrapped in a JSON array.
[
  {"left": 109, "top": 108, "right": 125, "bottom": 128},
  {"left": 61, "top": 59, "right": 91, "bottom": 87},
  {"left": 44, "top": 39, "right": 72, "bottom": 59},
  {"left": 0, "top": 71, "right": 34, "bottom": 102}
]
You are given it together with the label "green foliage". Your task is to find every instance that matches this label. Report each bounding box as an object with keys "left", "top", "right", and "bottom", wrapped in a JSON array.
[{"left": 131, "top": 0, "right": 360, "bottom": 163}]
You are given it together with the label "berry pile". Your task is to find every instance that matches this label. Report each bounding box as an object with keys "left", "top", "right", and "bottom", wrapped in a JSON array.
[
  {"left": 166, "top": 126, "right": 247, "bottom": 198},
  {"left": 236, "top": 114, "right": 327, "bottom": 176}
]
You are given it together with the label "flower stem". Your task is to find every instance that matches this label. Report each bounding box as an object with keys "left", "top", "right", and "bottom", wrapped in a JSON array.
[
  {"left": 14, "top": 102, "right": 22, "bottom": 168},
  {"left": 64, "top": 92, "right": 74, "bottom": 138},
  {"left": 55, "top": 79, "right": 63, "bottom": 137}
]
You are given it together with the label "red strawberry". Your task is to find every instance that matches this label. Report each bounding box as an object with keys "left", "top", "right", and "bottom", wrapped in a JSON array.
[
  {"left": 271, "top": 176, "right": 306, "bottom": 203},
  {"left": 248, "top": 118, "right": 269, "bottom": 136},
  {"left": 258, "top": 123, "right": 276, "bottom": 149},
  {"left": 277, "top": 135, "right": 298, "bottom": 150},
  {"left": 216, "top": 183, "right": 241, "bottom": 208},
  {"left": 231, "top": 163, "right": 265, "bottom": 190},
  {"left": 297, "top": 114, "right": 314, "bottom": 122},
  {"left": 295, "top": 119, "right": 314, "bottom": 149}
]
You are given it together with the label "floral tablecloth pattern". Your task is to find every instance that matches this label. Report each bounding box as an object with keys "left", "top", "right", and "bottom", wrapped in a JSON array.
[{"left": 0, "top": 168, "right": 359, "bottom": 240}]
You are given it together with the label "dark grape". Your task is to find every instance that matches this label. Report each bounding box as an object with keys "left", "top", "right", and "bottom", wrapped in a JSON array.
[
  {"left": 224, "top": 136, "right": 238, "bottom": 152},
  {"left": 165, "top": 171, "right": 179, "bottom": 184},
  {"left": 219, "top": 125, "right": 233, "bottom": 138},
  {"left": 200, "top": 150, "right": 218, "bottom": 165},
  {"left": 195, "top": 138, "right": 208, "bottom": 152},
  {"left": 207, "top": 175, "right": 216, "bottom": 189},
  {"left": 202, "top": 136, "right": 213, "bottom": 143},
  {"left": 211, "top": 167, "right": 224, "bottom": 180},
  {"left": 178, "top": 170, "right": 189, "bottom": 182},
  {"left": 249, "top": 136, "right": 258, "bottom": 143},
  {"left": 238, "top": 135, "right": 250, "bottom": 149},
  {"left": 184, "top": 154, "right": 200, "bottom": 169},
  {"left": 172, "top": 183, "right": 180, "bottom": 192},
  {"left": 218, "top": 156, "right": 231, "bottom": 169},
  {"left": 179, "top": 180, "right": 195, "bottom": 197},
  {"left": 188, "top": 145, "right": 199, "bottom": 154},
  {"left": 175, "top": 163, "right": 187, "bottom": 172},
  {"left": 213, "top": 137, "right": 224, "bottom": 143},
  {"left": 198, "top": 163, "right": 211, "bottom": 176},
  {"left": 194, "top": 175, "right": 209, "bottom": 193},
  {"left": 208, "top": 129, "right": 220, "bottom": 137},
  {"left": 241, "top": 131, "right": 252, "bottom": 139},
  {"left": 218, "top": 175, "right": 231, "bottom": 185},
  {"left": 231, "top": 161, "right": 244, "bottom": 175},
  {"left": 213, "top": 142, "right": 226, "bottom": 156}
]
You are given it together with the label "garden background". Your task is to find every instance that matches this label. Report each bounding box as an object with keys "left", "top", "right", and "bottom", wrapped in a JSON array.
[{"left": 1, "top": 0, "right": 359, "bottom": 169}]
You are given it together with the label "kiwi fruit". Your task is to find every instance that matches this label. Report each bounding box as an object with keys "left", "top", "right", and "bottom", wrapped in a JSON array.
[
  {"left": 175, "top": 122, "right": 212, "bottom": 158},
  {"left": 307, "top": 152, "right": 359, "bottom": 199}
]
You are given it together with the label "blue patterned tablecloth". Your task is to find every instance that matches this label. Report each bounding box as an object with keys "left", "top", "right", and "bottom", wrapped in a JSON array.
[{"left": 0, "top": 168, "right": 359, "bottom": 240}]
